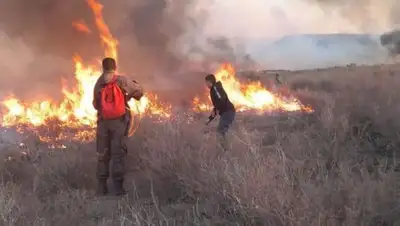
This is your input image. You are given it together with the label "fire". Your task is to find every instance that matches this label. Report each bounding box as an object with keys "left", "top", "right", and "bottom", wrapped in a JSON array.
[
  {"left": 0, "top": 55, "right": 171, "bottom": 143},
  {"left": 0, "top": 0, "right": 171, "bottom": 143},
  {"left": 193, "top": 64, "right": 312, "bottom": 113},
  {"left": 72, "top": 20, "right": 91, "bottom": 34},
  {"left": 0, "top": 0, "right": 312, "bottom": 145},
  {"left": 129, "top": 94, "right": 172, "bottom": 118},
  {"left": 86, "top": 0, "right": 118, "bottom": 60}
]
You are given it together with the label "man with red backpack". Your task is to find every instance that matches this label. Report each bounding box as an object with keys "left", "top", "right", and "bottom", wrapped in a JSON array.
[{"left": 92, "top": 57, "right": 144, "bottom": 196}]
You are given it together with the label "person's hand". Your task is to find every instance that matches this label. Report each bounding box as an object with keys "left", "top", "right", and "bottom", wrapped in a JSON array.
[
  {"left": 205, "top": 115, "right": 214, "bottom": 125},
  {"left": 211, "top": 109, "right": 217, "bottom": 117},
  {"left": 210, "top": 111, "right": 216, "bottom": 118},
  {"left": 132, "top": 90, "right": 143, "bottom": 100}
]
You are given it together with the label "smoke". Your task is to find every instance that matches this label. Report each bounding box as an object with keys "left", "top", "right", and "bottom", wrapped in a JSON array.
[
  {"left": 0, "top": 0, "right": 103, "bottom": 100},
  {"left": 0, "top": 0, "right": 102, "bottom": 58},
  {"left": 379, "top": 29, "right": 400, "bottom": 57},
  {"left": 201, "top": 0, "right": 399, "bottom": 69},
  {"left": 251, "top": 34, "right": 386, "bottom": 70},
  {"left": 115, "top": 0, "right": 207, "bottom": 90},
  {"left": 205, "top": 0, "right": 398, "bottom": 38},
  {"left": 0, "top": 0, "right": 214, "bottom": 99},
  {"left": 1, "top": 0, "right": 400, "bottom": 102},
  {"left": 310, "top": 0, "right": 400, "bottom": 30},
  {"left": 0, "top": 0, "right": 254, "bottom": 101},
  {"left": 0, "top": 31, "right": 73, "bottom": 101}
]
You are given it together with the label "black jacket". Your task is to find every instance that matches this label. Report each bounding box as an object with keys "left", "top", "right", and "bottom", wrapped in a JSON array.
[{"left": 210, "top": 81, "right": 235, "bottom": 115}]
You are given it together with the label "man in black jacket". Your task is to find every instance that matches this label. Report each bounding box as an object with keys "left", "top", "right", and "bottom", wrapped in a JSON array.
[{"left": 205, "top": 74, "right": 236, "bottom": 149}]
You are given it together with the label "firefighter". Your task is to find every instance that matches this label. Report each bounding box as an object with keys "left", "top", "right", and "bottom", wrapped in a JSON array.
[
  {"left": 92, "top": 57, "right": 143, "bottom": 196},
  {"left": 205, "top": 74, "right": 236, "bottom": 150}
]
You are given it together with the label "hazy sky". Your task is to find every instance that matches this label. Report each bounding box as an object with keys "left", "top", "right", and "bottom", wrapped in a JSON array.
[{"left": 203, "top": 0, "right": 397, "bottom": 39}]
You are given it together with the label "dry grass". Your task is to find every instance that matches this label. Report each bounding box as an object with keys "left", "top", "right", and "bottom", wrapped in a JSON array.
[{"left": 1, "top": 64, "right": 400, "bottom": 225}]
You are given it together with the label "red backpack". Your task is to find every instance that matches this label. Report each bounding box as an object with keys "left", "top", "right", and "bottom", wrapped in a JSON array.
[{"left": 100, "top": 75, "right": 126, "bottom": 120}]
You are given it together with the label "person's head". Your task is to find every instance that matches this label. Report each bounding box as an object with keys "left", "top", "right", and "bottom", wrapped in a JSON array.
[
  {"left": 102, "top": 57, "right": 117, "bottom": 72},
  {"left": 205, "top": 74, "right": 216, "bottom": 88}
]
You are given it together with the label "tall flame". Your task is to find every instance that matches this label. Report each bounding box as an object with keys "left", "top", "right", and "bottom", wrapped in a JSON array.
[
  {"left": 0, "top": 0, "right": 312, "bottom": 144},
  {"left": 86, "top": 0, "right": 118, "bottom": 60}
]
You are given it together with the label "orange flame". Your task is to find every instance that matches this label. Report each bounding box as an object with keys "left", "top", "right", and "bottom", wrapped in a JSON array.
[
  {"left": 86, "top": 0, "right": 118, "bottom": 60},
  {"left": 0, "top": 0, "right": 312, "bottom": 145},
  {"left": 72, "top": 20, "right": 91, "bottom": 34},
  {"left": 193, "top": 64, "right": 313, "bottom": 113}
]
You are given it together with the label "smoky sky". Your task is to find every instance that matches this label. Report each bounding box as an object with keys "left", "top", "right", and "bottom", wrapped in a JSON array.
[
  {"left": 309, "top": 0, "right": 400, "bottom": 31},
  {"left": 0, "top": 0, "right": 220, "bottom": 101},
  {"left": 0, "top": 0, "right": 106, "bottom": 100},
  {"left": 3, "top": 0, "right": 396, "bottom": 103},
  {"left": 116, "top": 0, "right": 200, "bottom": 84},
  {"left": 307, "top": 0, "right": 400, "bottom": 58},
  {"left": 0, "top": 0, "right": 102, "bottom": 60}
]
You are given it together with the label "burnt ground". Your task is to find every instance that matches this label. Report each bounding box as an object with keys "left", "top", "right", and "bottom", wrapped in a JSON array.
[{"left": 0, "top": 64, "right": 400, "bottom": 225}]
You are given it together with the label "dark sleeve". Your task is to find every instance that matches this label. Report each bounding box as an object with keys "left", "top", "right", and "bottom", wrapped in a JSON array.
[
  {"left": 210, "top": 90, "right": 217, "bottom": 111},
  {"left": 211, "top": 85, "right": 228, "bottom": 111},
  {"left": 92, "top": 78, "right": 101, "bottom": 110},
  {"left": 217, "top": 85, "right": 228, "bottom": 102},
  {"left": 117, "top": 76, "right": 143, "bottom": 99}
]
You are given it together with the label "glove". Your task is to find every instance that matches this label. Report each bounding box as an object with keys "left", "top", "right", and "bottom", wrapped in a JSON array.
[
  {"left": 132, "top": 81, "right": 144, "bottom": 100},
  {"left": 132, "top": 90, "right": 143, "bottom": 100}
]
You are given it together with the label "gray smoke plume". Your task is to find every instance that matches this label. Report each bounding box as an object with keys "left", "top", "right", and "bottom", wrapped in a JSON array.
[
  {"left": 308, "top": 0, "right": 400, "bottom": 64},
  {"left": 0, "top": 0, "right": 102, "bottom": 59},
  {"left": 207, "top": 0, "right": 399, "bottom": 70},
  {"left": 3, "top": 0, "right": 397, "bottom": 103},
  {"left": 380, "top": 29, "right": 400, "bottom": 56},
  {"left": 0, "top": 0, "right": 100, "bottom": 101},
  {"left": 0, "top": 0, "right": 228, "bottom": 102},
  {"left": 116, "top": 0, "right": 205, "bottom": 89},
  {"left": 309, "top": 0, "right": 399, "bottom": 32}
]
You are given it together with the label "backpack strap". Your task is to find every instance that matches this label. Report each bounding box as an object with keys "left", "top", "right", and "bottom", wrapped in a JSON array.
[
  {"left": 98, "top": 74, "right": 117, "bottom": 90},
  {"left": 109, "top": 74, "right": 118, "bottom": 84},
  {"left": 109, "top": 74, "right": 131, "bottom": 112}
]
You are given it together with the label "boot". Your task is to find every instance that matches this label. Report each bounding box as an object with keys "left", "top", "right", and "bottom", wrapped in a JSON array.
[
  {"left": 113, "top": 179, "right": 126, "bottom": 196},
  {"left": 96, "top": 179, "right": 108, "bottom": 196}
]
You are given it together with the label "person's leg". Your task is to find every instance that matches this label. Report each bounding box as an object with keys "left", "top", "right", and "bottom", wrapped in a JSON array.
[
  {"left": 217, "top": 111, "right": 235, "bottom": 150},
  {"left": 109, "top": 117, "right": 128, "bottom": 196},
  {"left": 96, "top": 121, "right": 111, "bottom": 195}
]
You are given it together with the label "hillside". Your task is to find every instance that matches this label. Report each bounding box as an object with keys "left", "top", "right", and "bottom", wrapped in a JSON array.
[{"left": 247, "top": 33, "right": 388, "bottom": 70}]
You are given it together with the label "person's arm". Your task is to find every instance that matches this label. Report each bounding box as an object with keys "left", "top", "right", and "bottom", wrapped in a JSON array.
[
  {"left": 217, "top": 85, "right": 228, "bottom": 102},
  {"left": 209, "top": 90, "right": 218, "bottom": 116},
  {"left": 117, "top": 76, "right": 144, "bottom": 100},
  {"left": 212, "top": 85, "right": 228, "bottom": 110},
  {"left": 92, "top": 78, "right": 101, "bottom": 110}
]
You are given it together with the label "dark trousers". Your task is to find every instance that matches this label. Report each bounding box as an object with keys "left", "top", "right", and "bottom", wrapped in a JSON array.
[
  {"left": 96, "top": 115, "right": 128, "bottom": 183},
  {"left": 217, "top": 110, "right": 236, "bottom": 149}
]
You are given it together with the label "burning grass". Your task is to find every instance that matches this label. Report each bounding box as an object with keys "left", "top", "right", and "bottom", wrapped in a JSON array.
[
  {"left": 0, "top": 0, "right": 311, "bottom": 142},
  {"left": 0, "top": 61, "right": 311, "bottom": 141},
  {"left": 0, "top": 65, "right": 312, "bottom": 145},
  {"left": 0, "top": 66, "right": 399, "bottom": 225}
]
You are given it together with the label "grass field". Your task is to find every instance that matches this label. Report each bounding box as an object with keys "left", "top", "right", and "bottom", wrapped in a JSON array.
[{"left": 0, "top": 64, "right": 399, "bottom": 226}]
